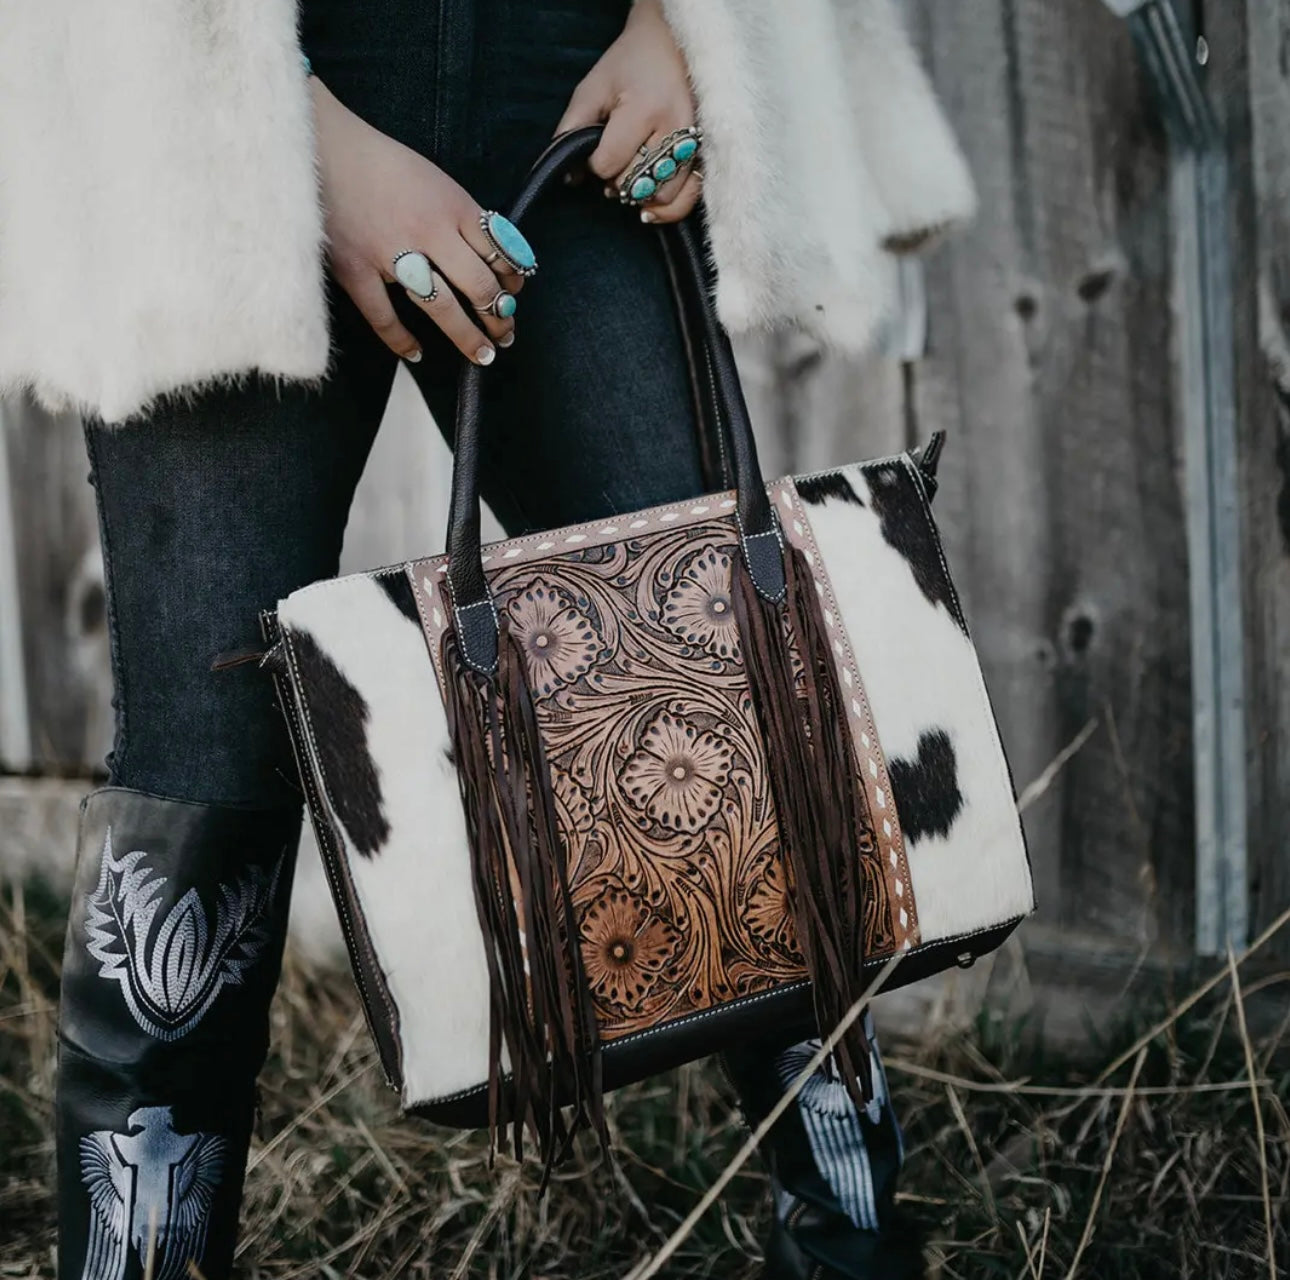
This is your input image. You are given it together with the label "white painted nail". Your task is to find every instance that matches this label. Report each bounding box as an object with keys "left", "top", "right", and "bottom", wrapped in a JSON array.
[
  {"left": 476, "top": 346, "right": 496, "bottom": 366},
  {"left": 640, "top": 210, "right": 655, "bottom": 224},
  {"left": 405, "top": 349, "right": 422, "bottom": 363},
  {"left": 498, "top": 332, "right": 515, "bottom": 349}
]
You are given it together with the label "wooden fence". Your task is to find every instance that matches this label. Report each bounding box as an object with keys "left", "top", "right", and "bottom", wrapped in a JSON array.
[{"left": 2, "top": 0, "right": 1287, "bottom": 1027}]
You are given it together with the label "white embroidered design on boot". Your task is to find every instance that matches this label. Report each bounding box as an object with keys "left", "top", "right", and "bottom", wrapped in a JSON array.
[
  {"left": 79, "top": 1105, "right": 226, "bottom": 1280},
  {"left": 84, "top": 826, "right": 283, "bottom": 1040}
]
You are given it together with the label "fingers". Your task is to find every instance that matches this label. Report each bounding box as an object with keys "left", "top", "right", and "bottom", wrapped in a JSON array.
[
  {"left": 641, "top": 168, "right": 702, "bottom": 224},
  {"left": 400, "top": 265, "right": 498, "bottom": 366},
  {"left": 589, "top": 102, "right": 659, "bottom": 182},
  {"left": 460, "top": 218, "right": 527, "bottom": 295},
  {"left": 602, "top": 116, "right": 702, "bottom": 217},
  {"left": 555, "top": 71, "right": 610, "bottom": 138},
  {"left": 342, "top": 267, "right": 424, "bottom": 362},
  {"left": 435, "top": 236, "right": 518, "bottom": 345}
]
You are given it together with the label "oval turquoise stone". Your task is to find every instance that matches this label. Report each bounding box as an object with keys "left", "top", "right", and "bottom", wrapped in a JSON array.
[
  {"left": 496, "top": 292, "right": 517, "bottom": 319},
  {"left": 652, "top": 155, "right": 678, "bottom": 182},
  {"left": 672, "top": 136, "right": 698, "bottom": 163},
  {"left": 486, "top": 213, "right": 536, "bottom": 271},
  {"left": 630, "top": 174, "right": 658, "bottom": 201}
]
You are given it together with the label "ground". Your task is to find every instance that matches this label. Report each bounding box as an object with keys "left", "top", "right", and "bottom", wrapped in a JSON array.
[{"left": 1, "top": 877, "right": 1286, "bottom": 1279}]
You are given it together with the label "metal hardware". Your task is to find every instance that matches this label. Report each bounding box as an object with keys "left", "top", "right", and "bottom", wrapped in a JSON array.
[
  {"left": 955, "top": 951, "right": 975, "bottom": 969},
  {"left": 1102, "top": 0, "right": 1247, "bottom": 952}
]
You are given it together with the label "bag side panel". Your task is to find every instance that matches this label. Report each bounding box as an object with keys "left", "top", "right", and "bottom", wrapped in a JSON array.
[
  {"left": 276, "top": 572, "right": 493, "bottom": 1106},
  {"left": 794, "top": 461, "right": 1034, "bottom": 944}
]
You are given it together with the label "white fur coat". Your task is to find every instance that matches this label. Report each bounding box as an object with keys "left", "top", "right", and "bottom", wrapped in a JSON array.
[{"left": 0, "top": 0, "right": 974, "bottom": 425}]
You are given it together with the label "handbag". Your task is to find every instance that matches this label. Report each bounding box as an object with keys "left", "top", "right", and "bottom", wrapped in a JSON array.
[{"left": 264, "top": 129, "right": 1034, "bottom": 1162}]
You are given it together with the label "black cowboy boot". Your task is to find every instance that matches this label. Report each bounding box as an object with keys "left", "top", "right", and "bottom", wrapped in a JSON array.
[
  {"left": 725, "top": 1015, "right": 926, "bottom": 1280},
  {"left": 55, "top": 789, "right": 299, "bottom": 1280}
]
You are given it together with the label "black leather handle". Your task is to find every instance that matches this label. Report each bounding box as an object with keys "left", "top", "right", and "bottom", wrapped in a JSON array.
[{"left": 446, "top": 126, "right": 783, "bottom": 674}]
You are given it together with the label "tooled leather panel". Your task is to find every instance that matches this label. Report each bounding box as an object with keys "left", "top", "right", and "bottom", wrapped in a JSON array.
[{"left": 409, "top": 488, "right": 912, "bottom": 1043}]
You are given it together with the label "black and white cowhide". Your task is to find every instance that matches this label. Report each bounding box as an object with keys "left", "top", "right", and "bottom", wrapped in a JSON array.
[
  {"left": 793, "top": 460, "right": 1032, "bottom": 945},
  {"left": 278, "top": 571, "right": 493, "bottom": 1107}
]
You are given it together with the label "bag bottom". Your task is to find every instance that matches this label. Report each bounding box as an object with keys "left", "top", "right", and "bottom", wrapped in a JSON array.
[{"left": 407, "top": 914, "right": 1024, "bottom": 1128}]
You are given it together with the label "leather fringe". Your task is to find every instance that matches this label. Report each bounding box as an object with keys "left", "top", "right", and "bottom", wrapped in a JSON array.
[
  {"left": 441, "top": 620, "right": 606, "bottom": 1174},
  {"left": 732, "top": 542, "right": 877, "bottom": 1109}
]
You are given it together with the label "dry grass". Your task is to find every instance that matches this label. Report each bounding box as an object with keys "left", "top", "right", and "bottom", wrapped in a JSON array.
[{"left": 2, "top": 875, "right": 1288, "bottom": 1279}]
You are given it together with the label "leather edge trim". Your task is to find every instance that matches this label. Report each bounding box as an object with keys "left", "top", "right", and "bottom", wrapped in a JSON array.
[
  {"left": 261, "top": 611, "right": 406, "bottom": 1093},
  {"left": 408, "top": 915, "right": 1025, "bottom": 1128}
]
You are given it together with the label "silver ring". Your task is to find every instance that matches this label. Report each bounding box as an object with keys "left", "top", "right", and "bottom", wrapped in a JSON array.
[
  {"left": 392, "top": 249, "right": 437, "bottom": 302},
  {"left": 479, "top": 211, "right": 539, "bottom": 277},
  {"left": 618, "top": 126, "right": 702, "bottom": 206},
  {"left": 475, "top": 289, "right": 517, "bottom": 320}
]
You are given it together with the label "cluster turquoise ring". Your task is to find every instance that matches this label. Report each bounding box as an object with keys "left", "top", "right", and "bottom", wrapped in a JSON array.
[
  {"left": 479, "top": 211, "right": 538, "bottom": 277},
  {"left": 476, "top": 289, "right": 517, "bottom": 320},
  {"left": 392, "top": 249, "right": 437, "bottom": 302},
  {"left": 618, "top": 126, "right": 702, "bottom": 206}
]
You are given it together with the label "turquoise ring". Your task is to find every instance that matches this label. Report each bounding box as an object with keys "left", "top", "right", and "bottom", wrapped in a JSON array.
[
  {"left": 476, "top": 289, "right": 517, "bottom": 320},
  {"left": 618, "top": 126, "right": 702, "bottom": 206},
  {"left": 479, "top": 211, "right": 538, "bottom": 277}
]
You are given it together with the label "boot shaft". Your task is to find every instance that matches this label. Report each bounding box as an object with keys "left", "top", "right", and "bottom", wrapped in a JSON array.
[{"left": 56, "top": 789, "right": 301, "bottom": 1280}]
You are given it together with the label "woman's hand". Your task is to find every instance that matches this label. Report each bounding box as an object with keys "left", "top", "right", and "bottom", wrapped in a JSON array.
[
  {"left": 555, "top": 0, "right": 700, "bottom": 224},
  {"left": 312, "top": 78, "right": 524, "bottom": 364}
]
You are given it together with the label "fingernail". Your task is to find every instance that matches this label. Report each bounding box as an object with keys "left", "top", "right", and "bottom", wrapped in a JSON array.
[
  {"left": 498, "top": 332, "right": 515, "bottom": 349},
  {"left": 405, "top": 349, "right": 423, "bottom": 363},
  {"left": 603, "top": 184, "right": 615, "bottom": 199},
  {"left": 640, "top": 210, "right": 655, "bottom": 224},
  {"left": 476, "top": 346, "right": 496, "bottom": 366}
]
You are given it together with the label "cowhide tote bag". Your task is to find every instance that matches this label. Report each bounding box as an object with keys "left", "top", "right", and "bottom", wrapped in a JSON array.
[{"left": 264, "top": 128, "right": 1034, "bottom": 1162}]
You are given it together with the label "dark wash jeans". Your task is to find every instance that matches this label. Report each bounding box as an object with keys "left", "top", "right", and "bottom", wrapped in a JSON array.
[{"left": 85, "top": 0, "right": 704, "bottom": 809}]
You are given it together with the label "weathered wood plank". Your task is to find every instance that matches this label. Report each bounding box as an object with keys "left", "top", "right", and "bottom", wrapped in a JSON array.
[
  {"left": 0, "top": 399, "right": 112, "bottom": 775},
  {"left": 902, "top": 0, "right": 1194, "bottom": 950},
  {"left": 1224, "top": 0, "right": 1290, "bottom": 957}
]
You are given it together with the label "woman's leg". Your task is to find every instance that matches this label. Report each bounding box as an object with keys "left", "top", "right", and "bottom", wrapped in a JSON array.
[{"left": 56, "top": 307, "right": 399, "bottom": 1280}]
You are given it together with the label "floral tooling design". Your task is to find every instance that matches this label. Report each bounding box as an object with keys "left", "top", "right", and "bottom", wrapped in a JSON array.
[
  {"left": 662, "top": 547, "right": 740, "bottom": 659},
  {"left": 745, "top": 854, "right": 798, "bottom": 959},
  {"left": 580, "top": 885, "right": 682, "bottom": 1010},
  {"left": 506, "top": 583, "right": 604, "bottom": 697},
  {"left": 620, "top": 711, "right": 734, "bottom": 834},
  {"left": 438, "top": 524, "right": 901, "bottom": 1039}
]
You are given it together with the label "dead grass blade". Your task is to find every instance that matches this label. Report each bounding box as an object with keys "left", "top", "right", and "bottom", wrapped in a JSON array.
[
  {"left": 1227, "top": 944, "right": 1276, "bottom": 1280},
  {"left": 1095, "top": 902, "right": 1290, "bottom": 1084},
  {"left": 1063, "top": 1047, "right": 1146, "bottom": 1279},
  {"left": 1016, "top": 720, "right": 1098, "bottom": 815},
  {"left": 946, "top": 1083, "right": 997, "bottom": 1223}
]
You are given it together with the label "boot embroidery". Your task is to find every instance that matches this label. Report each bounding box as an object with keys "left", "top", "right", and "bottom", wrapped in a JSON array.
[
  {"left": 79, "top": 1106, "right": 226, "bottom": 1280},
  {"left": 84, "top": 826, "right": 284, "bottom": 1040},
  {"left": 775, "top": 1023, "right": 896, "bottom": 1233}
]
